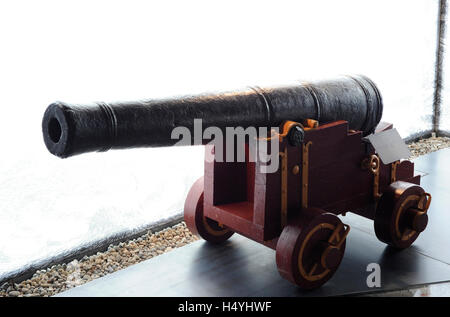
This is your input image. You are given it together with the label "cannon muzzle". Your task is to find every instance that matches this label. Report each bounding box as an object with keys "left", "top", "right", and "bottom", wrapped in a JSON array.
[{"left": 42, "top": 75, "right": 382, "bottom": 158}]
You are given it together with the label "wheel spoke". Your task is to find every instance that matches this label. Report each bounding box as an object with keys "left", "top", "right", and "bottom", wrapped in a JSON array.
[{"left": 308, "top": 263, "right": 318, "bottom": 277}]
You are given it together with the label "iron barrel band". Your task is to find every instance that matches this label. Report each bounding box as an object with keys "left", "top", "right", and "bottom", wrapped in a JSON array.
[
  {"left": 96, "top": 101, "right": 118, "bottom": 152},
  {"left": 248, "top": 86, "right": 274, "bottom": 126},
  {"left": 348, "top": 75, "right": 374, "bottom": 135},
  {"left": 301, "top": 83, "right": 321, "bottom": 122}
]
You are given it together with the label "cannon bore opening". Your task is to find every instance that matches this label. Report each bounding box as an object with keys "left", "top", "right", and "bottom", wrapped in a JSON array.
[{"left": 48, "top": 117, "right": 62, "bottom": 143}]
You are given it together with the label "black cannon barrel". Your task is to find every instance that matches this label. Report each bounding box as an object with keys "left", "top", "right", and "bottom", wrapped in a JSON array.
[{"left": 42, "top": 75, "right": 382, "bottom": 158}]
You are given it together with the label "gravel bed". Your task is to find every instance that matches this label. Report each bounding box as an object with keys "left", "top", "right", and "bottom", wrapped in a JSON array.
[
  {"left": 0, "top": 222, "right": 198, "bottom": 297},
  {"left": 408, "top": 135, "right": 450, "bottom": 158},
  {"left": 1, "top": 136, "right": 449, "bottom": 297}
]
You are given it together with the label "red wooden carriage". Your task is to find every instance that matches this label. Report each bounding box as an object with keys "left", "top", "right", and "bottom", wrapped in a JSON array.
[{"left": 184, "top": 119, "right": 431, "bottom": 289}]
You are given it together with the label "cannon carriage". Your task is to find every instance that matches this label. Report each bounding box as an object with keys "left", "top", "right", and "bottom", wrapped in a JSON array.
[
  {"left": 184, "top": 119, "right": 431, "bottom": 289},
  {"left": 42, "top": 75, "right": 431, "bottom": 290}
]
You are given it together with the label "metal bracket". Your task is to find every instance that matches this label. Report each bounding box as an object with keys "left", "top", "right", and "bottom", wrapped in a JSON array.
[
  {"left": 280, "top": 147, "right": 288, "bottom": 228},
  {"left": 391, "top": 160, "right": 400, "bottom": 183},
  {"left": 301, "top": 141, "right": 313, "bottom": 208},
  {"left": 362, "top": 154, "right": 381, "bottom": 200}
]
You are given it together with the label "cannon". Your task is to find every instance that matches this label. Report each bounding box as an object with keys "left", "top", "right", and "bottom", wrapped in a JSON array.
[{"left": 42, "top": 75, "right": 431, "bottom": 290}]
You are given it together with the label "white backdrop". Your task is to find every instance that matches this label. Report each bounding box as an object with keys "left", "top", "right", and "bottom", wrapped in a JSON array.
[
  {"left": 0, "top": 0, "right": 439, "bottom": 276},
  {"left": 439, "top": 1, "right": 450, "bottom": 133}
]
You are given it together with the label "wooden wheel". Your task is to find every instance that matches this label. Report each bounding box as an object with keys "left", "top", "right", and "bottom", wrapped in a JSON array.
[
  {"left": 184, "top": 177, "right": 234, "bottom": 244},
  {"left": 276, "top": 208, "right": 349, "bottom": 289},
  {"left": 374, "top": 181, "right": 431, "bottom": 249}
]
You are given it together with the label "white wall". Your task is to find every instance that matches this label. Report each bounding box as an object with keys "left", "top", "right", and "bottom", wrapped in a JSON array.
[{"left": 0, "top": 0, "right": 439, "bottom": 275}]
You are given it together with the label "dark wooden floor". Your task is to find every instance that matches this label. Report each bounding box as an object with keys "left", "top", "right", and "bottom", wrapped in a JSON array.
[{"left": 58, "top": 148, "right": 450, "bottom": 297}]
